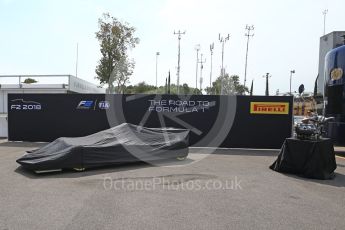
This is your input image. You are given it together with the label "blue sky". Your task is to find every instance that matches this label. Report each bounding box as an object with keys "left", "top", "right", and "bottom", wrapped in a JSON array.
[{"left": 0, "top": 0, "right": 344, "bottom": 94}]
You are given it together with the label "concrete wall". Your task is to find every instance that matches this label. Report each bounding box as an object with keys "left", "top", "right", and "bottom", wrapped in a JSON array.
[{"left": 0, "top": 114, "right": 7, "bottom": 138}]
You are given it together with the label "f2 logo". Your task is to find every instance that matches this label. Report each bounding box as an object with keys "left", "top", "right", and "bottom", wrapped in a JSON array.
[{"left": 77, "top": 101, "right": 93, "bottom": 109}]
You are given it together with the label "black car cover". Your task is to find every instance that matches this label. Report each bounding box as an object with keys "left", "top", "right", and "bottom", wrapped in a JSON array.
[{"left": 16, "top": 123, "right": 190, "bottom": 171}]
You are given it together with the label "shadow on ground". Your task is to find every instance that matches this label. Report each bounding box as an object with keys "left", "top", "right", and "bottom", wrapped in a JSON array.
[
  {"left": 189, "top": 147, "right": 280, "bottom": 156},
  {"left": 277, "top": 172, "right": 345, "bottom": 188},
  {"left": 14, "top": 157, "right": 195, "bottom": 179},
  {"left": 15, "top": 162, "right": 153, "bottom": 179},
  {"left": 335, "top": 150, "right": 345, "bottom": 158}
]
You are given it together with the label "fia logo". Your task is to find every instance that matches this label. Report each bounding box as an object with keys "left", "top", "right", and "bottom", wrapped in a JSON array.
[{"left": 98, "top": 101, "right": 110, "bottom": 110}]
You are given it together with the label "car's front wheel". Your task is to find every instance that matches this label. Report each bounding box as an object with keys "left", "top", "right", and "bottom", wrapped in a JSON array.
[{"left": 73, "top": 168, "right": 86, "bottom": 172}]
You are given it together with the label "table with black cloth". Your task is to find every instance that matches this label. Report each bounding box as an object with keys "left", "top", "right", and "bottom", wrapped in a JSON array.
[{"left": 270, "top": 138, "right": 337, "bottom": 180}]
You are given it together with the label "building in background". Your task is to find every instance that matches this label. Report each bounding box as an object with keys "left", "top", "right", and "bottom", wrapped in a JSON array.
[
  {"left": 293, "top": 96, "right": 316, "bottom": 116},
  {"left": 0, "top": 75, "right": 105, "bottom": 138}
]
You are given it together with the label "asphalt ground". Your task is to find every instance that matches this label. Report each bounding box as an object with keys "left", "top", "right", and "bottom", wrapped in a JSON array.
[{"left": 0, "top": 142, "right": 345, "bottom": 230}]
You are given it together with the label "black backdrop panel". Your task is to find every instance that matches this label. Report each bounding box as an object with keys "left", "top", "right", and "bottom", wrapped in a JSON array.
[
  {"left": 8, "top": 94, "right": 293, "bottom": 149},
  {"left": 225, "top": 96, "right": 293, "bottom": 148}
]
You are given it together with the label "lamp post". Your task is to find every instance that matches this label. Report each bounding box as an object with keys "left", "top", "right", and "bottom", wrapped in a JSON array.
[
  {"left": 155, "top": 52, "right": 160, "bottom": 93},
  {"left": 289, "top": 70, "right": 295, "bottom": 95}
]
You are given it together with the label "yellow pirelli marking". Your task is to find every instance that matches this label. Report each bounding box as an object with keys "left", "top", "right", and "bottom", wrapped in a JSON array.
[{"left": 250, "top": 102, "right": 289, "bottom": 115}]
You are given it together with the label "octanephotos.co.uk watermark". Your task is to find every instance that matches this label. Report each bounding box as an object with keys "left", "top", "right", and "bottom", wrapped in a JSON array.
[{"left": 103, "top": 176, "right": 243, "bottom": 191}]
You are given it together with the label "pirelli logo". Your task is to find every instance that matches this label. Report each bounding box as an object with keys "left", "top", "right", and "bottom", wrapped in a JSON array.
[{"left": 250, "top": 102, "right": 289, "bottom": 115}]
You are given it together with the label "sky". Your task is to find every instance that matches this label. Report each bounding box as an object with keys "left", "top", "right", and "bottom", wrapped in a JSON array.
[{"left": 0, "top": 0, "right": 344, "bottom": 95}]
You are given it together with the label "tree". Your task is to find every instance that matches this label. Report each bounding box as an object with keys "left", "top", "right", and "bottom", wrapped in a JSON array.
[
  {"left": 265, "top": 74, "right": 269, "bottom": 96},
  {"left": 123, "top": 82, "right": 199, "bottom": 95},
  {"left": 23, "top": 78, "right": 37, "bottom": 84},
  {"left": 95, "top": 13, "right": 139, "bottom": 93},
  {"left": 205, "top": 74, "right": 248, "bottom": 95},
  {"left": 167, "top": 71, "right": 171, "bottom": 94},
  {"left": 314, "top": 76, "right": 318, "bottom": 97},
  {"left": 135, "top": 82, "right": 156, "bottom": 93},
  {"left": 250, "top": 79, "right": 254, "bottom": 96},
  {"left": 112, "top": 56, "right": 134, "bottom": 93},
  {"left": 182, "top": 83, "right": 190, "bottom": 95}
]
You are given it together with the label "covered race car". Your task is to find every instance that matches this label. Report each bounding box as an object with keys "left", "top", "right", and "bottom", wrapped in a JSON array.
[{"left": 16, "top": 123, "right": 190, "bottom": 173}]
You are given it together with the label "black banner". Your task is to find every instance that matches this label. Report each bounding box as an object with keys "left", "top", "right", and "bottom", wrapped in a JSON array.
[{"left": 8, "top": 94, "right": 293, "bottom": 149}]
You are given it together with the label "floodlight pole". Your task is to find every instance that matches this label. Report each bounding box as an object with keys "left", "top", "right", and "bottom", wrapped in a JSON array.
[
  {"left": 244, "top": 25, "right": 254, "bottom": 88},
  {"left": 195, "top": 44, "right": 200, "bottom": 92},
  {"left": 209, "top": 43, "right": 214, "bottom": 93},
  {"left": 75, "top": 43, "right": 79, "bottom": 78},
  {"left": 155, "top": 52, "right": 160, "bottom": 93},
  {"left": 219, "top": 33, "right": 230, "bottom": 95},
  {"left": 174, "top": 30, "right": 186, "bottom": 94},
  {"left": 198, "top": 53, "right": 206, "bottom": 92},
  {"left": 323, "top": 9, "right": 328, "bottom": 35},
  {"left": 289, "top": 70, "right": 295, "bottom": 95}
]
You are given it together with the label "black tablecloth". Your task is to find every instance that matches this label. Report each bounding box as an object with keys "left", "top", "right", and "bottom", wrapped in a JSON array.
[{"left": 270, "top": 138, "right": 337, "bottom": 179}]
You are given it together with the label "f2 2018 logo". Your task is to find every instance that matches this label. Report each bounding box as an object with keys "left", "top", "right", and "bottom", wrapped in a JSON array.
[{"left": 10, "top": 99, "right": 42, "bottom": 111}]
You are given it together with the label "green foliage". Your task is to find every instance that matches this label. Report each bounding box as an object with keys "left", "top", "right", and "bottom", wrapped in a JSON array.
[
  {"left": 182, "top": 83, "right": 190, "bottom": 95},
  {"left": 95, "top": 13, "right": 139, "bottom": 93},
  {"left": 205, "top": 74, "right": 249, "bottom": 95},
  {"left": 110, "top": 57, "right": 134, "bottom": 93},
  {"left": 166, "top": 84, "right": 201, "bottom": 95},
  {"left": 134, "top": 82, "right": 156, "bottom": 93},
  {"left": 122, "top": 75, "right": 247, "bottom": 95},
  {"left": 123, "top": 82, "right": 200, "bottom": 95},
  {"left": 23, "top": 78, "right": 37, "bottom": 84}
]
